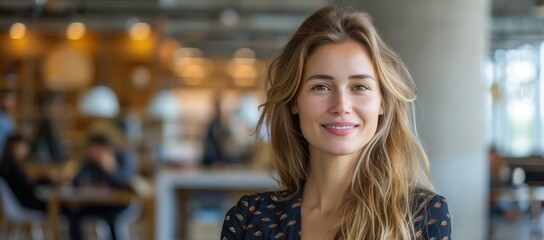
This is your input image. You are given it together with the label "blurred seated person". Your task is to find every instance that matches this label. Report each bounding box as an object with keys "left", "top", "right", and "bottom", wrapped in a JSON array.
[
  {"left": 69, "top": 134, "right": 136, "bottom": 240},
  {"left": 0, "top": 134, "right": 87, "bottom": 238},
  {"left": 73, "top": 134, "right": 136, "bottom": 189},
  {"left": 30, "top": 92, "right": 65, "bottom": 163},
  {"left": 0, "top": 133, "right": 62, "bottom": 211}
]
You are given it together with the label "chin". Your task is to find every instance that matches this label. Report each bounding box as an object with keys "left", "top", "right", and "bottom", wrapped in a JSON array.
[
  {"left": 323, "top": 144, "right": 362, "bottom": 156},
  {"left": 329, "top": 150, "right": 360, "bottom": 157}
]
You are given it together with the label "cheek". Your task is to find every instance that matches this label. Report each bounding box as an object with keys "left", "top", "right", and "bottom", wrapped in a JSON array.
[
  {"left": 361, "top": 103, "right": 382, "bottom": 117},
  {"left": 295, "top": 97, "right": 326, "bottom": 139},
  {"left": 296, "top": 97, "right": 328, "bottom": 122},
  {"left": 355, "top": 98, "right": 382, "bottom": 123}
]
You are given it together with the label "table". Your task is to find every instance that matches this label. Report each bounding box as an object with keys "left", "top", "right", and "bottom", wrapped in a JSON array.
[
  {"left": 155, "top": 169, "right": 278, "bottom": 240},
  {"left": 38, "top": 186, "right": 138, "bottom": 240},
  {"left": 491, "top": 185, "right": 544, "bottom": 239}
]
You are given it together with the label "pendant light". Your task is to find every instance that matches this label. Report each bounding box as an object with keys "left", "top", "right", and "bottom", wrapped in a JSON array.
[
  {"left": 79, "top": 85, "right": 120, "bottom": 117},
  {"left": 147, "top": 88, "right": 182, "bottom": 121},
  {"left": 78, "top": 34, "right": 119, "bottom": 118}
]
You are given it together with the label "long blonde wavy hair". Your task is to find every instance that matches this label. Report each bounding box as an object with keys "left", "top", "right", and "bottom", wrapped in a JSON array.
[{"left": 256, "top": 5, "right": 434, "bottom": 240}]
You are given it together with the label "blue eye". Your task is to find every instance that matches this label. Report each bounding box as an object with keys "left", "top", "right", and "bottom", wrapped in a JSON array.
[
  {"left": 311, "top": 84, "right": 330, "bottom": 91},
  {"left": 353, "top": 85, "right": 369, "bottom": 91}
]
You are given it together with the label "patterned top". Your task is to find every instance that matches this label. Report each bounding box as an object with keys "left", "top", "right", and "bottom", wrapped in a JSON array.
[{"left": 221, "top": 189, "right": 451, "bottom": 240}]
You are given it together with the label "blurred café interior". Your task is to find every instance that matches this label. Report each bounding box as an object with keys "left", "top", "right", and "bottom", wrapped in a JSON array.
[{"left": 0, "top": 0, "right": 543, "bottom": 239}]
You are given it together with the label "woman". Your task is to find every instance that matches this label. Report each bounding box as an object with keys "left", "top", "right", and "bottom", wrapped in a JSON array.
[
  {"left": 0, "top": 134, "right": 104, "bottom": 240},
  {"left": 221, "top": 5, "right": 451, "bottom": 240},
  {"left": 0, "top": 134, "right": 61, "bottom": 211}
]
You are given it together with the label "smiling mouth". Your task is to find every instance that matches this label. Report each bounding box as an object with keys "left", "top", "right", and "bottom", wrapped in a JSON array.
[{"left": 322, "top": 125, "right": 359, "bottom": 129}]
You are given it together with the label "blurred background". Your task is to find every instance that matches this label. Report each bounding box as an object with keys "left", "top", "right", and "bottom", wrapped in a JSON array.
[{"left": 0, "top": 0, "right": 542, "bottom": 239}]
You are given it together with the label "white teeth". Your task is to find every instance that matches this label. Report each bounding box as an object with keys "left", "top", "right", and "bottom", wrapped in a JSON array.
[{"left": 324, "top": 125, "right": 355, "bottom": 130}]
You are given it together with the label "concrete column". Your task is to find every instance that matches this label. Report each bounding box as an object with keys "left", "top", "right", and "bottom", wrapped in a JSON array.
[{"left": 348, "top": 1, "right": 490, "bottom": 239}]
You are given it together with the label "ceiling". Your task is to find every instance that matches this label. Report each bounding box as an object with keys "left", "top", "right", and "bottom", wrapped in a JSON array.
[
  {"left": 0, "top": 0, "right": 330, "bottom": 57},
  {"left": 491, "top": 0, "right": 544, "bottom": 49},
  {"left": 2, "top": 0, "right": 544, "bottom": 53},
  {"left": 492, "top": 0, "right": 535, "bottom": 16}
]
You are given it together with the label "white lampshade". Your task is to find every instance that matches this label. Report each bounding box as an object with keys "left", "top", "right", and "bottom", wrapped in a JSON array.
[
  {"left": 148, "top": 90, "right": 182, "bottom": 121},
  {"left": 79, "top": 86, "right": 120, "bottom": 117}
]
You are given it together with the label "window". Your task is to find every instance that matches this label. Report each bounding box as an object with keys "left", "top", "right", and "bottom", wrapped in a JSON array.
[{"left": 490, "top": 43, "right": 543, "bottom": 156}]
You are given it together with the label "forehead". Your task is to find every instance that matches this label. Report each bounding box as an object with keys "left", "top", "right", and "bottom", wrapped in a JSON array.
[{"left": 303, "top": 41, "right": 376, "bottom": 78}]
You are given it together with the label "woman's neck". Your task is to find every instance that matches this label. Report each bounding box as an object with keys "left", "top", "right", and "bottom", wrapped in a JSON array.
[{"left": 303, "top": 149, "right": 358, "bottom": 214}]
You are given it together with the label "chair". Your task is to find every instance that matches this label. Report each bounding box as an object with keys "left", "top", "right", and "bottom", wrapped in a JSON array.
[
  {"left": 0, "top": 177, "right": 45, "bottom": 240},
  {"left": 115, "top": 200, "right": 143, "bottom": 240},
  {"left": 78, "top": 200, "right": 143, "bottom": 240}
]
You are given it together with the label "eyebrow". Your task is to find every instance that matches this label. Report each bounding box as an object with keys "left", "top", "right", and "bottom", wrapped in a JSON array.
[{"left": 305, "top": 74, "right": 376, "bottom": 82}]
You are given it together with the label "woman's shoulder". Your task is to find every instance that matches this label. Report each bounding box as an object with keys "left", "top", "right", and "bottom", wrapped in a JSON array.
[
  {"left": 412, "top": 187, "right": 445, "bottom": 202},
  {"left": 411, "top": 188, "right": 449, "bottom": 212},
  {"left": 221, "top": 190, "right": 301, "bottom": 239},
  {"left": 411, "top": 187, "right": 452, "bottom": 239}
]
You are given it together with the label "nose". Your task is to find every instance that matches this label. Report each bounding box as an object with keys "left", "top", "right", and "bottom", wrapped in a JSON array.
[{"left": 329, "top": 90, "right": 352, "bottom": 115}]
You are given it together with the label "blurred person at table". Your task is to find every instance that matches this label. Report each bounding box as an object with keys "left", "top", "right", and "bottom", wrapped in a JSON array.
[
  {"left": 221, "top": 6, "right": 451, "bottom": 240},
  {"left": 30, "top": 91, "right": 66, "bottom": 164},
  {"left": 0, "top": 89, "right": 17, "bottom": 155},
  {"left": 0, "top": 133, "right": 62, "bottom": 212},
  {"left": 69, "top": 134, "right": 136, "bottom": 240},
  {"left": 488, "top": 145, "right": 521, "bottom": 220},
  {"left": 73, "top": 134, "right": 135, "bottom": 189},
  {"left": 203, "top": 94, "right": 234, "bottom": 165},
  {"left": 0, "top": 133, "right": 81, "bottom": 239}
]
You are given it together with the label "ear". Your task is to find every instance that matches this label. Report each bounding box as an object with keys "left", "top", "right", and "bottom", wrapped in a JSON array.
[
  {"left": 379, "top": 104, "right": 384, "bottom": 115},
  {"left": 291, "top": 103, "right": 298, "bottom": 115}
]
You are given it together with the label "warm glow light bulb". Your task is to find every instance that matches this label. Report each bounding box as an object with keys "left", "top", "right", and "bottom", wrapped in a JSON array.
[
  {"left": 234, "top": 48, "right": 255, "bottom": 59},
  {"left": 233, "top": 48, "right": 256, "bottom": 64},
  {"left": 129, "top": 22, "right": 151, "bottom": 40},
  {"left": 66, "top": 22, "right": 86, "bottom": 40},
  {"left": 10, "top": 23, "right": 26, "bottom": 39}
]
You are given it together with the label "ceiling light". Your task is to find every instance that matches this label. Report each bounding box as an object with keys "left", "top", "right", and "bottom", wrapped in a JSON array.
[
  {"left": 233, "top": 48, "right": 256, "bottom": 65},
  {"left": 129, "top": 22, "right": 151, "bottom": 40},
  {"left": 234, "top": 48, "right": 255, "bottom": 58},
  {"left": 172, "top": 48, "right": 212, "bottom": 85},
  {"left": 79, "top": 85, "right": 120, "bottom": 118},
  {"left": 148, "top": 90, "right": 182, "bottom": 121},
  {"left": 66, "top": 22, "right": 86, "bottom": 40},
  {"left": 10, "top": 23, "right": 26, "bottom": 40},
  {"left": 131, "top": 66, "right": 151, "bottom": 88},
  {"left": 226, "top": 48, "right": 260, "bottom": 86}
]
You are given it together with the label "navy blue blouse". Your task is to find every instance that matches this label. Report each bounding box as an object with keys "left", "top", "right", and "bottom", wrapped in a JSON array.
[{"left": 221, "top": 189, "right": 451, "bottom": 239}]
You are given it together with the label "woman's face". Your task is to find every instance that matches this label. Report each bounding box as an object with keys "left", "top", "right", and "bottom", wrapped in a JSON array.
[
  {"left": 293, "top": 40, "right": 383, "bottom": 158},
  {"left": 13, "top": 142, "right": 29, "bottom": 162}
]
